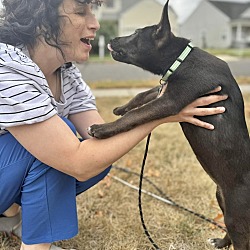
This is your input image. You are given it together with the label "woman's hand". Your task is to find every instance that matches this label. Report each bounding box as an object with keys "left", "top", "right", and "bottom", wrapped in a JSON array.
[{"left": 166, "top": 86, "right": 228, "bottom": 130}]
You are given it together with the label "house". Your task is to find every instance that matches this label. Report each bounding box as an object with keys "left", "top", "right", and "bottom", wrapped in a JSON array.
[
  {"left": 178, "top": 0, "right": 232, "bottom": 48},
  {"left": 96, "top": 0, "right": 250, "bottom": 49},
  {"left": 178, "top": 0, "right": 250, "bottom": 48},
  {"left": 118, "top": 0, "right": 178, "bottom": 36},
  {"left": 210, "top": 0, "right": 250, "bottom": 47},
  {"left": 95, "top": 0, "right": 178, "bottom": 36}
]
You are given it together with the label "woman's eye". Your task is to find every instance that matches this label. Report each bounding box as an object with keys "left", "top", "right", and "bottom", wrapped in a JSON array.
[{"left": 77, "top": 12, "right": 86, "bottom": 16}]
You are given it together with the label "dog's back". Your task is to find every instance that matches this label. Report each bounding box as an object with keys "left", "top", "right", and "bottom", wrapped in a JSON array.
[{"left": 176, "top": 48, "right": 250, "bottom": 184}]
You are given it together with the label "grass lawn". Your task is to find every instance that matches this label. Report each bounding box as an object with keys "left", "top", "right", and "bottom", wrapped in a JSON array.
[{"left": 2, "top": 93, "right": 250, "bottom": 250}]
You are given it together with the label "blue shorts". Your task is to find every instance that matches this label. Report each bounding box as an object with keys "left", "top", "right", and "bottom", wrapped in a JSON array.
[{"left": 0, "top": 118, "right": 111, "bottom": 244}]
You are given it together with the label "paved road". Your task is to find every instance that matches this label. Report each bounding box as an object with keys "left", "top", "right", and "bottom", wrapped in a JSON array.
[
  {"left": 227, "top": 58, "right": 250, "bottom": 78},
  {"left": 77, "top": 56, "right": 250, "bottom": 96},
  {"left": 77, "top": 61, "right": 159, "bottom": 82},
  {"left": 77, "top": 57, "right": 250, "bottom": 83}
]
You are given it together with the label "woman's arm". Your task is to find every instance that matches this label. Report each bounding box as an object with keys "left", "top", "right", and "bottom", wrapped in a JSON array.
[
  {"left": 69, "top": 110, "right": 104, "bottom": 139},
  {"left": 7, "top": 89, "right": 227, "bottom": 182},
  {"left": 7, "top": 114, "right": 163, "bottom": 181},
  {"left": 69, "top": 87, "right": 228, "bottom": 139}
]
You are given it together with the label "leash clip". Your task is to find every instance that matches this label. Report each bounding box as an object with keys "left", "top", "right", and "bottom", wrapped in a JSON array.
[
  {"left": 159, "top": 78, "right": 167, "bottom": 86},
  {"left": 158, "top": 79, "right": 168, "bottom": 97}
]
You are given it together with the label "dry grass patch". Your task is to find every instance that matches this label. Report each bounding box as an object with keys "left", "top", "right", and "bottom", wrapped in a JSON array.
[
  {"left": 2, "top": 94, "right": 250, "bottom": 250},
  {"left": 88, "top": 78, "right": 250, "bottom": 89}
]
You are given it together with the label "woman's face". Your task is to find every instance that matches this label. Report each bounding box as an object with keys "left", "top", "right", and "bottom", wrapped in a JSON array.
[{"left": 58, "top": 0, "right": 100, "bottom": 63}]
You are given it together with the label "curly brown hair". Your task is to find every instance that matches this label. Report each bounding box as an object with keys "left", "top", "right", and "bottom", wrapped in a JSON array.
[{"left": 0, "top": 0, "right": 102, "bottom": 49}]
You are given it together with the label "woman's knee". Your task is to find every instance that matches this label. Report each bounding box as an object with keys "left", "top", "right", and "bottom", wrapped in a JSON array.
[{"left": 76, "top": 165, "right": 112, "bottom": 195}]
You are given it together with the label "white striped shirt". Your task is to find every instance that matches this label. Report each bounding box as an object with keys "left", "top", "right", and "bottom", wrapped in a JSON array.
[{"left": 0, "top": 43, "right": 96, "bottom": 135}]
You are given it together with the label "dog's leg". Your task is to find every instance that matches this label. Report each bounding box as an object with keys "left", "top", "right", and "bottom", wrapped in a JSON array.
[
  {"left": 114, "top": 86, "right": 159, "bottom": 116},
  {"left": 212, "top": 186, "right": 250, "bottom": 250},
  {"left": 89, "top": 91, "right": 186, "bottom": 139},
  {"left": 209, "top": 186, "right": 232, "bottom": 249},
  {"left": 225, "top": 227, "right": 250, "bottom": 250},
  {"left": 222, "top": 190, "right": 250, "bottom": 250},
  {"left": 209, "top": 235, "right": 231, "bottom": 249}
]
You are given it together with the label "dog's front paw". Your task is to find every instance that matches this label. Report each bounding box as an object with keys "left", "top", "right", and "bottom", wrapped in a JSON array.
[
  {"left": 208, "top": 238, "right": 231, "bottom": 249},
  {"left": 88, "top": 124, "right": 115, "bottom": 139},
  {"left": 113, "top": 106, "right": 128, "bottom": 116}
]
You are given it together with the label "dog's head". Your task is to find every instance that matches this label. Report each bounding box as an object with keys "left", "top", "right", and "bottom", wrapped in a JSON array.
[{"left": 108, "top": 0, "right": 189, "bottom": 75}]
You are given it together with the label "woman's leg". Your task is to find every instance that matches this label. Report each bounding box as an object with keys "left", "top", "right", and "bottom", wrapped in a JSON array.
[
  {"left": 21, "top": 118, "right": 78, "bottom": 244},
  {"left": 0, "top": 130, "right": 78, "bottom": 245},
  {"left": 0, "top": 204, "right": 22, "bottom": 238},
  {"left": 21, "top": 118, "right": 112, "bottom": 245},
  {"left": 0, "top": 132, "right": 34, "bottom": 214},
  {"left": 21, "top": 159, "right": 78, "bottom": 244},
  {"left": 1, "top": 117, "right": 111, "bottom": 249},
  {"left": 3, "top": 203, "right": 20, "bottom": 217},
  {"left": 76, "top": 165, "right": 111, "bottom": 195}
]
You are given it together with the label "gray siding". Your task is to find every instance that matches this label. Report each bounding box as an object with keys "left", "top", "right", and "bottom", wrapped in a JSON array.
[{"left": 180, "top": 1, "right": 231, "bottom": 48}]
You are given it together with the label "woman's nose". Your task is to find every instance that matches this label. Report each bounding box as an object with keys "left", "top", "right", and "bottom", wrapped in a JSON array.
[{"left": 87, "top": 14, "right": 100, "bottom": 32}]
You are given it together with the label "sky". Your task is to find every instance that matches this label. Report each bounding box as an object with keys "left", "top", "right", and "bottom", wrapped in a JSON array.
[
  {"left": 157, "top": 0, "right": 250, "bottom": 23},
  {"left": 0, "top": 1, "right": 249, "bottom": 22}
]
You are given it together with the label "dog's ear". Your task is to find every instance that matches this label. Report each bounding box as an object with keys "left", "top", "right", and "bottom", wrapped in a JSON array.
[{"left": 155, "top": 0, "right": 172, "bottom": 47}]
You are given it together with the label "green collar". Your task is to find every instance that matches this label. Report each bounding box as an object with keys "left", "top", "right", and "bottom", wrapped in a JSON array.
[{"left": 161, "top": 42, "right": 194, "bottom": 83}]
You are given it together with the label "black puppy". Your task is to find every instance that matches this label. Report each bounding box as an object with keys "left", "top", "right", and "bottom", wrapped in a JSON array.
[{"left": 89, "top": 1, "right": 250, "bottom": 249}]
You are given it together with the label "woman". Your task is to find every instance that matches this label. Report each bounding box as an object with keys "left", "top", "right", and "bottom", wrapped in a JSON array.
[{"left": 0, "top": 0, "right": 227, "bottom": 249}]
